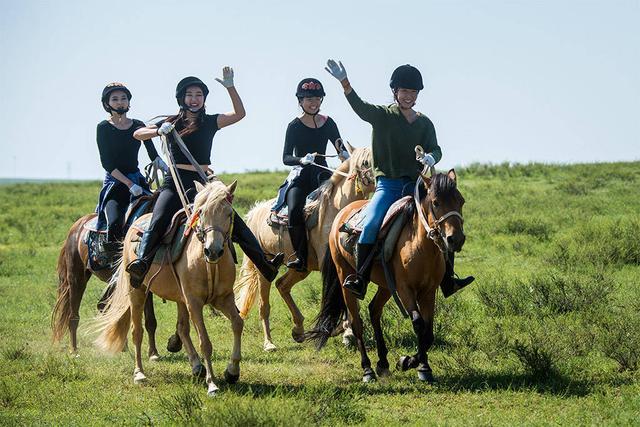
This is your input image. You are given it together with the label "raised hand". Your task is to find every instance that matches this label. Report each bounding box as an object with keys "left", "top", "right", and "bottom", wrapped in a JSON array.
[
  {"left": 215, "top": 66, "right": 235, "bottom": 88},
  {"left": 325, "top": 59, "right": 347, "bottom": 82}
]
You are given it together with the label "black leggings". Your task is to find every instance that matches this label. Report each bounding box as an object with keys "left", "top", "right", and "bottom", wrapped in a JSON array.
[{"left": 104, "top": 183, "right": 131, "bottom": 241}]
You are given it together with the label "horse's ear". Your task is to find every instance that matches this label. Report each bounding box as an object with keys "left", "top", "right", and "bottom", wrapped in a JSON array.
[
  {"left": 194, "top": 181, "right": 205, "bottom": 193},
  {"left": 420, "top": 172, "right": 432, "bottom": 189},
  {"left": 344, "top": 140, "right": 355, "bottom": 154},
  {"left": 448, "top": 169, "right": 457, "bottom": 183},
  {"left": 227, "top": 180, "right": 238, "bottom": 195}
]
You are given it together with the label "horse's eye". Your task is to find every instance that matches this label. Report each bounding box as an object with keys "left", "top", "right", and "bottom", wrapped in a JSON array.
[{"left": 432, "top": 199, "right": 440, "bottom": 208}]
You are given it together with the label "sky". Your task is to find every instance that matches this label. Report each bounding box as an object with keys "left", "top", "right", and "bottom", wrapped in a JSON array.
[{"left": 0, "top": 0, "right": 638, "bottom": 180}]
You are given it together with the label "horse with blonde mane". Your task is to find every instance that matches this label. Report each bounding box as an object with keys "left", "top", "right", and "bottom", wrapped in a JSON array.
[
  {"left": 308, "top": 169, "right": 466, "bottom": 383},
  {"left": 234, "top": 143, "right": 374, "bottom": 351},
  {"left": 93, "top": 179, "right": 242, "bottom": 397}
]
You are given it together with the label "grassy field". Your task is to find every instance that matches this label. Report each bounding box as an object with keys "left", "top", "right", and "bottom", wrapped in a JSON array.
[{"left": 1, "top": 163, "right": 639, "bottom": 426}]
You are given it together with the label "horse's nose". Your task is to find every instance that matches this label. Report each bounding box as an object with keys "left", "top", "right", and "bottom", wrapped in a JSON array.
[
  {"left": 217, "top": 249, "right": 224, "bottom": 259},
  {"left": 203, "top": 247, "right": 212, "bottom": 259},
  {"left": 447, "top": 234, "right": 466, "bottom": 251}
]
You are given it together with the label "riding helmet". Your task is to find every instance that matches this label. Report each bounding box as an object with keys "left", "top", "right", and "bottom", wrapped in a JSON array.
[
  {"left": 175, "top": 76, "right": 209, "bottom": 107},
  {"left": 389, "top": 65, "right": 424, "bottom": 91},
  {"left": 101, "top": 82, "right": 132, "bottom": 112},
  {"left": 296, "top": 78, "right": 325, "bottom": 99}
]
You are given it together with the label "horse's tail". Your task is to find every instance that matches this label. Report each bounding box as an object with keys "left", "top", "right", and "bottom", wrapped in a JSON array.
[
  {"left": 92, "top": 260, "right": 131, "bottom": 354},
  {"left": 51, "top": 234, "right": 76, "bottom": 343},
  {"left": 234, "top": 254, "right": 262, "bottom": 319},
  {"left": 305, "top": 245, "right": 346, "bottom": 350}
]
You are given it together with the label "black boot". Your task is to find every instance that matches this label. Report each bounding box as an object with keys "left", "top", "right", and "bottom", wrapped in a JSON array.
[
  {"left": 97, "top": 282, "right": 116, "bottom": 312},
  {"left": 286, "top": 225, "right": 308, "bottom": 272},
  {"left": 232, "top": 212, "right": 283, "bottom": 282},
  {"left": 343, "top": 243, "right": 375, "bottom": 300},
  {"left": 440, "top": 252, "right": 475, "bottom": 298},
  {"left": 126, "top": 229, "right": 162, "bottom": 289}
]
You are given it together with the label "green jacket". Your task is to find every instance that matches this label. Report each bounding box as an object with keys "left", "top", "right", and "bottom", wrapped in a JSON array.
[{"left": 346, "top": 89, "right": 442, "bottom": 180}]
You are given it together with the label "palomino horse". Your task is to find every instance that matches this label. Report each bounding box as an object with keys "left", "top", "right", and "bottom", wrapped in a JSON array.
[
  {"left": 94, "top": 180, "right": 242, "bottom": 397},
  {"left": 52, "top": 196, "right": 160, "bottom": 357},
  {"left": 234, "top": 144, "right": 374, "bottom": 351},
  {"left": 308, "top": 170, "right": 466, "bottom": 383}
]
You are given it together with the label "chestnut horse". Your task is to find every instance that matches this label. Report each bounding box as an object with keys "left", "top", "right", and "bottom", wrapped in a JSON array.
[
  {"left": 94, "top": 179, "right": 242, "bottom": 397},
  {"left": 51, "top": 196, "right": 160, "bottom": 357},
  {"left": 308, "top": 170, "right": 466, "bottom": 383}
]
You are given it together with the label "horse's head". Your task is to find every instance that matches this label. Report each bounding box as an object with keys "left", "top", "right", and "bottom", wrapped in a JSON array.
[
  {"left": 343, "top": 142, "right": 375, "bottom": 196},
  {"left": 192, "top": 179, "right": 236, "bottom": 263},
  {"left": 420, "top": 169, "right": 466, "bottom": 252}
]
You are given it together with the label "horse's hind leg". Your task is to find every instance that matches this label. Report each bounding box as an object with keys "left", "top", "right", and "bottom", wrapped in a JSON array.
[
  {"left": 275, "top": 269, "right": 310, "bottom": 345},
  {"left": 68, "top": 270, "right": 91, "bottom": 355},
  {"left": 175, "top": 302, "right": 205, "bottom": 378},
  {"left": 130, "top": 289, "right": 148, "bottom": 384},
  {"left": 144, "top": 293, "right": 160, "bottom": 361},
  {"left": 369, "top": 288, "right": 392, "bottom": 377},
  {"left": 216, "top": 293, "right": 244, "bottom": 384},
  {"left": 186, "top": 298, "right": 218, "bottom": 396}
]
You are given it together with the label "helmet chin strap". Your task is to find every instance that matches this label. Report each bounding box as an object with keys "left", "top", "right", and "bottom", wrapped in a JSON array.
[
  {"left": 111, "top": 107, "right": 129, "bottom": 115},
  {"left": 301, "top": 105, "right": 321, "bottom": 128}
]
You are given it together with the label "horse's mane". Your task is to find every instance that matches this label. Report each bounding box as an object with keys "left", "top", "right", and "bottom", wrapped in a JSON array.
[
  {"left": 430, "top": 173, "right": 457, "bottom": 198},
  {"left": 304, "top": 147, "right": 372, "bottom": 215},
  {"left": 193, "top": 180, "right": 230, "bottom": 212}
]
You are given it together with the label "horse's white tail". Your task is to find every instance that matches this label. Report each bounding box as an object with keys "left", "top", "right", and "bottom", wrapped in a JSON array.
[
  {"left": 234, "top": 255, "right": 262, "bottom": 319},
  {"left": 92, "top": 261, "right": 132, "bottom": 354}
]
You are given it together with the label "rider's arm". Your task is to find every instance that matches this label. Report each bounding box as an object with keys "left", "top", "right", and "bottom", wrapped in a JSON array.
[
  {"left": 283, "top": 122, "right": 303, "bottom": 166},
  {"left": 344, "top": 88, "right": 385, "bottom": 125},
  {"left": 133, "top": 124, "right": 160, "bottom": 141},
  {"left": 217, "top": 87, "right": 246, "bottom": 129},
  {"left": 134, "top": 120, "right": 160, "bottom": 161},
  {"left": 421, "top": 118, "right": 442, "bottom": 164}
]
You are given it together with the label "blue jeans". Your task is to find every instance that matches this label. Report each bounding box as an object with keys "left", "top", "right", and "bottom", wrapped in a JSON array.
[{"left": 358, "top": 177, "right": 414, "bottom": 244}]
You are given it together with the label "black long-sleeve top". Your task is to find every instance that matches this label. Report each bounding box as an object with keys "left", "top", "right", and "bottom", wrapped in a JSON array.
[
  {"left": 282, "top": 116, "right": 341, "bottom": 167},
  {"left": 97, "top": 119, "right": 158, "bottom": 174},
  {"left": 156, "top": 114, "right": 219, "bottom": 165}
]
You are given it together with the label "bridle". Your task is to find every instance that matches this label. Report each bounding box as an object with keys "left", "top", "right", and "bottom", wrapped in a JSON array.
[{"left": 188, "top": 196, "right": 234, "bottom": 264}]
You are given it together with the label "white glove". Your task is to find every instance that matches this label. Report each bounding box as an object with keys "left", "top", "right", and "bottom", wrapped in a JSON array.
[
  {"left": 300, "top": 153, "right": 316, "bottom": 165},
  {"left": 215, "top": 66, "right": 235, "bottom": 88},
  {"left": 420, "top": 153, "right": 436, "bottom": 168},
  {"left": 339, "top": 150, "right": 350, "bottom": 161},
  {"left": 129, "top": 183, "right": 144, "bottom": 197},
  {"left": 157, "top": 122, "right": 175, "bottom": 136},
  {"left": 155, "top": 157, "right": 169, "bottom": 173},
  {"left": 325, "top": 59, "right": 348, "bottom": 82}
]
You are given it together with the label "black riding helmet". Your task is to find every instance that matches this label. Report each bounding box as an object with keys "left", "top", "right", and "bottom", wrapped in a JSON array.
[
  {"left": 296, "top": 78, "right": 325, "bottom": 99},
  {"left": 389, "top": 65, "right": 424, "bottom": 91},
  {"left": 175, "top": 76, "right": 209, "bottom": 108},
  {"left": 101, "top": 82, "right": 132, "bottom": 113}
]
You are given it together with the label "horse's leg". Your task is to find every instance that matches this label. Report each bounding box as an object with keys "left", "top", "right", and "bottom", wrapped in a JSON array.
[
  {"left": 175, "top": 302, "right": 204, "bottom": 378},
  {"left": 185, "top": 297, "right": 218, "bottom": 396},
  {"left": 68, "top": 269, "right": 90, "bottom": 355},
  {"left": 130, "top": 288, "right": 147, "bottom": 384},
  {"left": 394, "top": 287, "right": 424, "bottom": 373},
  {"left": 216, "top": 293, "right": 244, "bottom": 384},
  {"left": 143, "top": 293, "right": 160, "bottom": 361},
  {"left": 257, "top": 274, "right": 275, "bottom": 351},
  {"left": 369, "top": 287, "right": 392, "bottom": 377},
  {"left": 415, "top": 289, "right": 436, "bottom": 383},
  {"left": 275, "top": 269, "right": 310, "bottom": 344},
  {"left": 344, "top": 290, "right": 375, "bottom": 382}
]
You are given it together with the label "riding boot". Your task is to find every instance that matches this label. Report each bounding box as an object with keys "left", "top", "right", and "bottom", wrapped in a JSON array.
[
  {"left": 125, "top": 228, "right": 163, "bottom": 289},
  {"left": 286, "top": 225, "right": 308, "bottom": 272},
  {"left": 97, "top": 282, "right": 116, "bottom": 312},
  {"left": 343, "top": 243, "right": 375, "bottom": 300},
  {"left": 232, "top": 214, "right": 284, "bottom": 282},
  {"left": 439, "top": 252, "right": 475, "bottom": 298}
]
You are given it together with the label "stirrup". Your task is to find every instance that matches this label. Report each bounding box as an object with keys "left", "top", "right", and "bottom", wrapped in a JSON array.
[
  {"left": 126, "top": 259, "right": 149, "bottom": 289},
  {"left": 285, "top": 253, "right": 306, "bottom": 272}
]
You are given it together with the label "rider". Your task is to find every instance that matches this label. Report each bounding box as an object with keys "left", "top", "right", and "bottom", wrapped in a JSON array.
[
  {"left": 279, "top": 78, "right": 347, "bottom": 272},
  {"left": 325, "top": 60, "right": 475, "bottom": 300},
  {"left": 96, "top": 82, "right": 168, "bottom": 251},
  {"left": 125, "top": 68, "right": 283, "bottom": 288}
]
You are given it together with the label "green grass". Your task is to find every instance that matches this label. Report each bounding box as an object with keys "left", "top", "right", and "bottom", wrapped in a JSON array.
[{"left": 1, "top": 162, "right": 639, "bottom": 425}]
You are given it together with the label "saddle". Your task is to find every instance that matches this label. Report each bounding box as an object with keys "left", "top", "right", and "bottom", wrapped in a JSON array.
[
  {"left": 267, "top": 187, "right": 322, "bottom": 230},
  {"left": 83, "top": 195, "right": 155, "bottom": 271},
  {"left": 339, "top": 196, "right": 414, "bottom": 263},
  {"left": 130, "top": 209, "right": 191, "bottom": 265}
]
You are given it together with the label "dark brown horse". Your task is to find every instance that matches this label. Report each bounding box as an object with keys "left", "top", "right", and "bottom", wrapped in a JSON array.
[
  {"left": 52, "top": 198, "right": 160, "bottom": 358},
  {"left": 308, "top": 170, "right": 466, "bottom": 383}
]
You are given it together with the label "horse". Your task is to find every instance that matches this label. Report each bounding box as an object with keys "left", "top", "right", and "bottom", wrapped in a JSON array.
[
  {"left": 93, "top": 179, "right": 242, "bottom": 397},
  {"left": 52, "top": 195, "right": 161, "bottom": 357},
  {"left": 307, "top": 169, "right": 466, "bottom": 383},
  {"left": 233, "top": 143, "right": 374, "bottom": 351}
]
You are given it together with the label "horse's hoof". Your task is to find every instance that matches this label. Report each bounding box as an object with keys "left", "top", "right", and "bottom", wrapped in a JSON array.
[
  {"left": 192, "top": 364, "right": 206, "bottom": 379},
  {"left": 396, "top": 356, "right": 411, "bottom": 372},
  {"left": 207, "top": 383, "right": 219, "bottom": 397},
  {"left": 362, "top": 368, "right": 377, "bottom": 383},
  {"left": 376, "top": 366, "right": 391, "bottom": 378},
  {"left": 149, "top": 354, "right": 161, "bottom": 362},
  {"left": 224, "top": 368, "right": 240, "bottom": 384},
  {"left": 342, "top": 331, "right": 355, "bottom": 347},
  {"left": 417, "top": 369, "right": 435, "bottom": 383},
  {"left": 263, "top": 342, "right": 277, "bottom": 352},
  {"left": 166, "top": 334, "right": 182, "bottom": 353},
  {"left": 291, "top": 329, "right": 305, "bottom": 343},
  {"left": 133, "top": 370, "right": 147, "bottom": 384}
]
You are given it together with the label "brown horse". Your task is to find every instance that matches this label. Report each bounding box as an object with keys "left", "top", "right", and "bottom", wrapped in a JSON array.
[
  {"left": 52, "top": 196, "right": 160, "bottom": 357},
  {"left": 93, "top": 179, "right": 242, "bottom": 397},
  {"left": 233, "top": 144, "right": 374, "bottom": 351},
  {"left": 308, "top": 170, "right": 466, "bottom": 383}
]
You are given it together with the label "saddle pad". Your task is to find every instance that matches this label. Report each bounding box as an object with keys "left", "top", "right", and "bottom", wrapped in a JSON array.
[
  {"left": 340, "top": 196, "right": 412, "bottom": 236},
  {"left": 131, "top": 216, "right": 189, "bottom": 265},
  {"left": 83, "top": 216, "right": 107, "bottom": 234},
  {"left": 84, "top": 230, "right": 118, "bottom": 271},
  {"left": 267, "top": 187, "right": 322, "bottom": 230}
]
